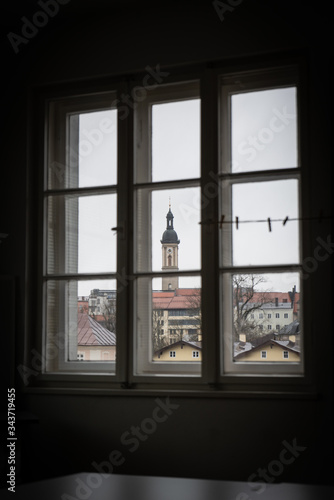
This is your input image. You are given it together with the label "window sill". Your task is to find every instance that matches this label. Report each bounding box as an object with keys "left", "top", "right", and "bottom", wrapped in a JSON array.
[{"left": 21, "top": 374, "right": 317, "bottom": 400}]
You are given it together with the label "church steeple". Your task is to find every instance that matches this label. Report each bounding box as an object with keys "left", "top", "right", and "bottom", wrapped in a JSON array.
[
  {"left": 161, "top": 200, "right": 180, "bottom": 290},
  {"left": 165, "top": 197, "right": 175, "bottom": 230}
]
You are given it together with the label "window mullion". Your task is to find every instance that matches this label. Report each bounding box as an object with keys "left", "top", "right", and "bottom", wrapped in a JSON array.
[
  {"left": 200, "top": 68, "right": 220, "bottom": 386},
  {"left": 116, "top": 80, "right": 133, "bottom": 386}
]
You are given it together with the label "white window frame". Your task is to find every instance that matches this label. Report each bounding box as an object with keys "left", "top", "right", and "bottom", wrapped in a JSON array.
[
  {"left": 42, "top": 92, "right": 119, "bottom": 375},
  {"left": 261, "top": 351, "right": 267, "bottom": 359},
  {"left": 220, "top": 65, "right": 304, "bottom": 377},
  {"left": 30, "top": 57, "right": 311, "bottom": 394},
  {"left": 283, "top": 351, "right": 289, "bottom": 359},
  {"left": 133, "top": 81, "right": 202, "bottom": 378}
]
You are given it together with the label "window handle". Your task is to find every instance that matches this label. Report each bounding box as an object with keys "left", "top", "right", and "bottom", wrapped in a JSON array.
[{"left": 111, "top": 221, "right": 126, "bottom": 240}]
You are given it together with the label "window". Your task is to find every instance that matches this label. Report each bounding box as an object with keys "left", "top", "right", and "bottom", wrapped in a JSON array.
[
  {"left": 37, "top": 59, "right": 305, "bottom": 392},
  {"left": 44, "top": 92, "right": 119, "bottom": 374},
  {"left": 220, "top": 65, "right": 303, "bottom": 376},
  {"left": 283, "top": 351, "right": 289, "bottom": 359},
  {"left": 134, "top": 81, "right": 201, "bottom": 377},
  {"left": 276, "top": 325, "right": 280, "bottom": 330}
]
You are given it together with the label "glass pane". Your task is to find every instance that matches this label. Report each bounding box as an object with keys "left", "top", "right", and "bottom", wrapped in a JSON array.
[
  {"left": 136, "top": 187, "right": 201, "bottom": 273},
  {"left": 232, "top": 179, "right": 299, "bottom": 266},
  {"left": 45, "top": 279, "right": 116, "bottom": 370},
  {"left": 47, "top": 193, "right": 117, "bottom": 274},
  {"left": 135, "top": 276, "right": 202, "bottom": 376},
  {"left": 78, "top": 110, "right": 117, "bottom": 187},
  {"left": 223, "top": 272, "right": 301, "bottom": 365},
  {"left": 48, "top": 108, "right": 117, "bottom": 190},
  {"left": 152, "top": 99, "right": 200, "bottom": 182},
  {"left": 231, "top": 87, "right": 297, "bottom": 173}
]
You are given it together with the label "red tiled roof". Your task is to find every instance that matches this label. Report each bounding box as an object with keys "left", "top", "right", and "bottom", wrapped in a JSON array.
[
  {"left": 248, "top": 291, "right": 298, "bottom": 302},
  {"left": 152, "top": 288, "right": 200, "bottom": 310},
  {"left": 152, "top": 292, "right": 175, "bottom": 298},
  {"left": 242, "top": 291, "right": 300, "bottom": 312}
]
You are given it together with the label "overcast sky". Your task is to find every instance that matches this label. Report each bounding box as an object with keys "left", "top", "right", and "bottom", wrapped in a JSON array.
[{"left": 76, "top": 87, "right": 299, "bottom": 296}]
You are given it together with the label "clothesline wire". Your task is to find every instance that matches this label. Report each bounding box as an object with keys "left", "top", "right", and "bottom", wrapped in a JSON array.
[{"left": 199, "top": 214, "right": 332, "bottom": 226}]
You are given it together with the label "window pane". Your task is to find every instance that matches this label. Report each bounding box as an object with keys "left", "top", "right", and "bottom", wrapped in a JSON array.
[
  {"left": 152, "top": 99, "right": 200, "bottom": 182},
  {"left": 45, "top": 279, "right": 116, "bottom": 370},
  {"left": 136, "top": 187, "right": 201, "bottom": 273},
  {"left": 232, "top": 179, "right": 299, "bottom": 266},
  {"left": 78, "top": 110, "right": 117, "bottom": 187},
  {"left": 48, "top": 108, "right": 117, "bottom": 190},
  {"left": 135, "top": 276, "right": 202, "bottom": 376},
  {"left": 231, "top": 87, "right": 297, "bottom": 173},
  {"left": 222, "top": 272, "right": 301, "bottom": 368},
  {"left": 47, "top": 193, "right": 117, "bottom": 274}
]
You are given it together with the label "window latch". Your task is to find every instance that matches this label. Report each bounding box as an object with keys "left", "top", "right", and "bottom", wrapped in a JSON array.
[{"left": 111, "top": 221, "right": 126, "bottom": 240}]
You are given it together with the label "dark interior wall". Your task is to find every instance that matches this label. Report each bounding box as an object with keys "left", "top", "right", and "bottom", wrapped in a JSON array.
[{"left": 0, "top": 0, "right": 333, "bottom": 487}]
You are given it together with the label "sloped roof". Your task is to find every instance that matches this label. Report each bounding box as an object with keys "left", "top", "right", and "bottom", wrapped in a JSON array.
[
  {"left": 234, "top": 341, "right": 254, "bottom": 357},
  {"left": 273, "top": 340, "right": 300, "bottom": 352},
  {"left": 278, "top": 320, "right": 300, "bottom": 335},
  {"left": 154, "top": 339, "right": 202, "bottom": 356},
  {"left": 242, "top": 291, "right": 300, "bottom": 314},
  {"left": 234, "top": 338, "right": 300, "bottom": 358},
  {"left": 77, "top": 313, "right": 116, "bottom": 346},
  {"left": 153, "top": 288, "right": 200, "bottom": 310}
]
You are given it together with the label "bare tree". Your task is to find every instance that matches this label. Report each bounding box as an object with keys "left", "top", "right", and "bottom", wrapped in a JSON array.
[
  {"left": 184, "top": 288, "right": 201, "bottom": 341},
  {"left": 233, "top": 274, "right": 272, "bottom": 343},
  {"left": 152, "top": 309, "right": 170, "bottom": 352},
  {"left": 101, "top": 299, "right": 116, "bottom": 334}
]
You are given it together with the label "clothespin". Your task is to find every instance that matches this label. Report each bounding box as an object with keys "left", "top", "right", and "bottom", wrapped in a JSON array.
[
  {"left": 283, "top": 216, "right": 289, "bottom": 226},
  {"left": 219, "top": 215, "right": 225, "bottom": 229},
  {"left": 235, "top": 216, "right": 239, "bottom": 230},
  {"left": 267, "top": 217, "right": 272, "bottom": 232}
]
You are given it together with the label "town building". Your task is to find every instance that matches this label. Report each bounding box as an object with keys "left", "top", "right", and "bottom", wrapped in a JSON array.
[
  {"left": 77, "top": 312, "right": 116, "bottom": 361},
  {"left": 234, "top": 338, "right": 300, "bottom": 362},
  {"left": 153, "top": 339, "right": 202, "bottom": 361}
]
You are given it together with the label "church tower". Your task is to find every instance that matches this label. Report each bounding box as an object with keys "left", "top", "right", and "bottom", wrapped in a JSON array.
[{"left": 161, "top": 200, "right": 180, "bottom": 290}]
